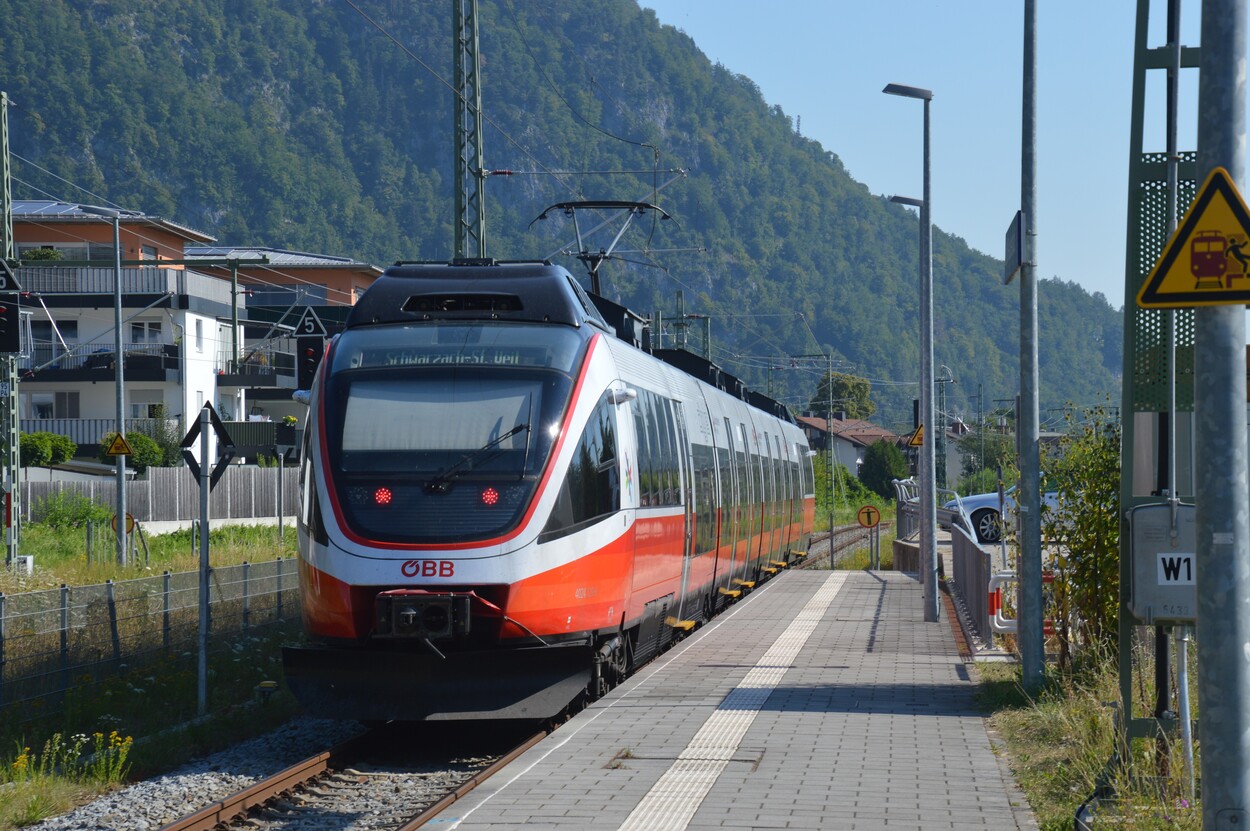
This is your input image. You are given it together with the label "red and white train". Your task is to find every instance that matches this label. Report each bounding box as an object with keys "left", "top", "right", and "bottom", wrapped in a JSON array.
[{"left": 283, "top": 260, "right": 814, "bottom": 721}]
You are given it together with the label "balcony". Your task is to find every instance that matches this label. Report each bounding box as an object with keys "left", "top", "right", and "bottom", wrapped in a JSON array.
[
  {"left": 216, "top": 345, "right": 296, "bottom": 390},
  {"left": 14, "top": 265, "right": 234, "bottom": 306},
  {"left": 20, "top": 417, "right": 181, "bottom": 453},
  {"left": 21, "top": 343, "right": 179, "bottom": 384}
]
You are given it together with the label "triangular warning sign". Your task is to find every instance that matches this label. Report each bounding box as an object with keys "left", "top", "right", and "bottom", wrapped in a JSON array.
[
  {"left": 295, "top": 307, "right": 327, "bottom": 336},
  {"left": 909, "top": 425, "right": 924, "bottom": 447},
  {"left": 105, "top": 433, "right": 133, "bottom": 456},
  {"left": 1138, "top": 167, "right": 1250, "bottom": 307}
]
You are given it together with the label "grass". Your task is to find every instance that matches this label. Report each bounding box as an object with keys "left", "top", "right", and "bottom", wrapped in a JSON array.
[
  {"left": 978, "top": 658, "right": 1200, "bottom": 831},
  {"left": 0, "top": 516, "right": 305, "bottom": 829},
  {"left": 0, "top": 519, "right": 298, "bottom": 595}
]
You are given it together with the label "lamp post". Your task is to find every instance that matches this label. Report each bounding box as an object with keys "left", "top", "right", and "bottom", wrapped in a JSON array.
[
  {"left": 79, "top": 206, "right": 127, "bottom": 565},
  {"left": 884, "top": 82, "right": 938, "bottom": 623}
]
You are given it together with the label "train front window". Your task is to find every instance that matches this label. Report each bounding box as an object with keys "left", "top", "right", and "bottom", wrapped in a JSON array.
[{"left": 323, "top": 323, "right": 584, "bottom": 543}]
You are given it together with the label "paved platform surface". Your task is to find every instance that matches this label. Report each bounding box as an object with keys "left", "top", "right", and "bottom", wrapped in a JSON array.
[{"left": 433, "top": 569, "right": 1038, "bottom": 830}]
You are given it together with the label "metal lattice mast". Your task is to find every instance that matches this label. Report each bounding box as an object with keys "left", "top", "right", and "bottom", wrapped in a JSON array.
[
  {"left": 0, "top": 93, "right": 19, "bottom": 566},
  {"left": 1117, "top": 0, "right": 1200, "bottom": 763},
  {"left": 453, "top": 0, "right": 486, "bottom": 259}
]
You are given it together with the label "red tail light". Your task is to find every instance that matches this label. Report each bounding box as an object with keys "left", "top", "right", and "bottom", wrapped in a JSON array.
[
  {"left": 374, "top": 487, "right": 393, "bottom": 506},
  {"left": 481, "top": 486, "right": 499, "bottom": 506}
]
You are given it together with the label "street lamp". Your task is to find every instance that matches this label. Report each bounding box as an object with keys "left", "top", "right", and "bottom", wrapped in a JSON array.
[
  {"left": 78, "top": 205, "right": 127, "bottom": 565},
  {"left": 884, "top": 82, "right": 938, "bottom": 623}
]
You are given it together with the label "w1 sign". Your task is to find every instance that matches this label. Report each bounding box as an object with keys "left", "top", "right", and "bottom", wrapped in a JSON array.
[{"left": 1128, "top": 503, "right": 1197, "bottom": 624}]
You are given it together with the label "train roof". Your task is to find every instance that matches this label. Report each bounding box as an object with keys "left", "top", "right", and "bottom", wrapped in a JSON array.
[
  {"left": 346, "top": 258, "right": 794, "bottom": 424},
  {"left": 344, "top": 259, "right": 613, "bottom": 333}
]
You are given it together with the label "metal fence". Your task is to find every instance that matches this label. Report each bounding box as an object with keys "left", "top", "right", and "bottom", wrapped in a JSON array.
[
  {"left": 21, "top": 466, "right": 300, "bottom": 525},
  {"left": 949, "top": 523, "right": 993, "bottom": 643},
  {"left": 0, "top": 558, "right": 297, "bottom": 711}
]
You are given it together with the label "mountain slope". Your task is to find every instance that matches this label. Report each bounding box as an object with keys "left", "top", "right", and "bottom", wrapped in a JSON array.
[{"left": 0, "top": 0, "right": 1121, "bottom": 428}]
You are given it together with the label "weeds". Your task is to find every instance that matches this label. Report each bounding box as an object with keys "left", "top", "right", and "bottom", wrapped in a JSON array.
[{"left": 980, "top": 660, "right": 1200, "bottom": 831}]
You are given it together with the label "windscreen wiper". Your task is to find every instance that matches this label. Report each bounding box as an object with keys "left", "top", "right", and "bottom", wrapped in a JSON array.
[{"left": 424, "top": 423, "right": 530, "bottom": 494}]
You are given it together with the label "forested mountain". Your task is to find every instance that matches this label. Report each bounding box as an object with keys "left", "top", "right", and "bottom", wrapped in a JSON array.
[{"left": 0, "top": 0, "right": 1122, "bottom": 430}]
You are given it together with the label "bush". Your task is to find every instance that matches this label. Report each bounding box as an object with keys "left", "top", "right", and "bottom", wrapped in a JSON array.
[
  {"left": 98, "top": 432, "right": 163, "bottom": 473},
  {"left": 19, "top": 432, "right": 51, "bottom": 468},
  {"left": 45, "top": 433, "right": 78, "bottom": 466},
  {"left": 859, "top": 439, "right": 909, "bottom": 500},
  {"left": 33, "top": 491, "right": 112, "bottom": 528}
]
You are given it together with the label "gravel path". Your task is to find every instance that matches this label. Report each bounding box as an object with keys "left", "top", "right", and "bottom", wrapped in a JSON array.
[{"left": 26, "top": 717, "right": 365, "bottom": 831}]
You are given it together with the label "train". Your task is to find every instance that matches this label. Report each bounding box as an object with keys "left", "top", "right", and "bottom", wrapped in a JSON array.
[{"left": 282, "top": 259, "right": 815, "bottom": 721}]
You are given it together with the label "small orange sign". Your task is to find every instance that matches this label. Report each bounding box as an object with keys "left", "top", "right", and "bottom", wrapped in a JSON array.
[
  {"left": 105, "top": 433, "right": 133, "bottom": 456},
  {"left": 857, "top": 505, "right": 881, "bottom": 529}
]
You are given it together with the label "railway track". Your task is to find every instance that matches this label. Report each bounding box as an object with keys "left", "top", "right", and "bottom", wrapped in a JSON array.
[
  {"left": 800, "top": 522, "right": 887, "bottom": 568},
  {"left": 155, "top": 525, "right": 879, "bottom": 831},
  {"left": 159, "top": 725, "right": 546, "bottom": 831}
]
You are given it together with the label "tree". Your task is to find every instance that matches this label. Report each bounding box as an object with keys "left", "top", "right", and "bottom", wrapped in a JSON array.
[
  {"left": 807, "top": 372, "right": 876, "bottom": 420},
  {"left": 1042, "top": 402, "right": 1120, "bottom": 669},
  {"left": 859, "top": 439, "right": 908, "bottom": 500}
]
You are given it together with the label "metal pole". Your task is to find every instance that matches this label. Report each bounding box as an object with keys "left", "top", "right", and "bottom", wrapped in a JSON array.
[
  {"left": 112, "top": 216, "right": 127, "bottom": 566},
  {"left": 197, "top": 405, "right": 210, "bottom": 717},
  {"left": 1195, "top": 0, "right": 1250, "bottom": 823},
  {"left": 884, "top": 81, "right": 938, "bottom": 623},
  {"left": 919, "top": 95, "right": 937, "bottom": 623},
  {"left": 1018, "top": 0, "right": 1044, "bottom": 693},
  {"left": 230, "top": 260, "right": 239, "bottom": 371}
]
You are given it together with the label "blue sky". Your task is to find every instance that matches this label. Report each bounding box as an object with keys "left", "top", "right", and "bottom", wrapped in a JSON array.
[{"left": 640, "top": 1, "right": 1204, "bottom": 310}]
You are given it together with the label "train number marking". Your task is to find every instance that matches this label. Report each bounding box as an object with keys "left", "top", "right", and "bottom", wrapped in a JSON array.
[{"left": 401, "top": 560, "right": 455, "bottom": 578}]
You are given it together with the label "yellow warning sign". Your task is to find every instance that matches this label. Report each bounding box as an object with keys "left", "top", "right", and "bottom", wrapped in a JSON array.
[
  {"left": 105, "top": 433, "right": 133, "bottom": 457},
  {"left": 1138, "top": 167, "right": 1250, "bottom": 307},
  {"left": 909, "top": 425, "right": 924, "bottom": 448}
]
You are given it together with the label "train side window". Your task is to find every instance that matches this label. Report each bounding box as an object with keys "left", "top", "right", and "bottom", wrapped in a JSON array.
[
  {"left": 655, "top": 394, "right": 675, "bottom": 502},
  {"left": 632, "top": 391, "right": 652, "bottom": 506},
  {"left": 671, "top": 399, "right": 688, "bottom": 506},
  {"left": 646, "top": 392, "right": 664, "bottom": 506},
  {"left": 541, "top": 397, "right": 620, "bottom": 540}
]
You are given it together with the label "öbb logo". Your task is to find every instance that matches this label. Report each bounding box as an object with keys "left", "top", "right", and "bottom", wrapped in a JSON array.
[{"left": 401, "top": 560, "right": 455, "bottom": 578}]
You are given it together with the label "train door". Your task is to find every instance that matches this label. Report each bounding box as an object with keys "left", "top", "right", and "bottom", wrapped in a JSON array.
[
  {"left": 720, "top": 417, "right": 741, "bottom": 592},
  {"left": 777, "top": 434, "right": 795, "bottom": 553},
  {"left": 738, "top": 422, "right": 757, "bottom": 579},
  {"left": 762, "top": 432, "right": 777, "bottom": 561},
  {"left": 671, "top": 399, "right": 697, "bottom": 618}
]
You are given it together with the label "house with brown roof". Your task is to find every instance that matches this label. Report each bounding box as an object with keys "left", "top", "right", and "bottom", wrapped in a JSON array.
[{"left": 796, "top": 413, "right": 900, "bottom": 477}]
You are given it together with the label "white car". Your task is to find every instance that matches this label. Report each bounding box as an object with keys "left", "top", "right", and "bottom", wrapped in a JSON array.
[{"left": 942, "top": 485, "right": 1060, "bottom": 544}]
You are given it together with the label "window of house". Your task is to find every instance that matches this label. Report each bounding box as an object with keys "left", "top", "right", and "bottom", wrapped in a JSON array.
[
  {"left": 129, "top": 390, "right": 164, "bottom": 419},
  {"left": 30, "top": 320, "right": 79, "bottom": 344},
  {"left": 130, "top": 320, "right": 163, "bottom": 348},
  {"left": 140, "top": 245, "right": 158, "bottom": 267},
  {"left": 27, "top": 391, "right": 79, "bottom": 419},
  {"left": 195, "top": 320, "right": 204, "bottom": 352}
]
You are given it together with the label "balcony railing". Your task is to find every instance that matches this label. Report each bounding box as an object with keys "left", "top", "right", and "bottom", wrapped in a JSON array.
[
  {"left": 25, "top": 341, "right": 177, "bottom": 373},
  {"left": 14, "top": 266, "right": 235, "bottom": 306},
  {"left": 21, "top": 418, "right": 181, "bottom": 449}
]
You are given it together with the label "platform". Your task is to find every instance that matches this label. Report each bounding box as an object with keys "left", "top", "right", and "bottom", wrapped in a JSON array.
[{"left": 433, "top": 569, "right": 1039, "bottom": 830}]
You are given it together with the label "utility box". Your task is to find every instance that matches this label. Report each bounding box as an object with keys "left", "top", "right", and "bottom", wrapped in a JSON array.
[
  {"left": 12, "top": 554, "right": 33, "bottom": 575},
  {"left": 1128, "top": 503, "right": 1196, "bottom": 625}
]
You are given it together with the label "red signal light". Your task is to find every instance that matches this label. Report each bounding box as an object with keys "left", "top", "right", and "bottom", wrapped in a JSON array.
[
  {"left": 374, "top": 487, "right": 393, "bottom": 506},
  {"left": 481, "top": 486, "right": 499, "bottom": 506}
]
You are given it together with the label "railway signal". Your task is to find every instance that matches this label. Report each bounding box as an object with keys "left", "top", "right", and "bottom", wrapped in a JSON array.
[{"left": 298, "top": 336, "right": 324, "bottom": 389}]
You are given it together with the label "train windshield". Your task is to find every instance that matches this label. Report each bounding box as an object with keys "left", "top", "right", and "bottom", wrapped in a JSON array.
[{"left": 322, "top": 322, "right": 586, "bottom": 544}]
